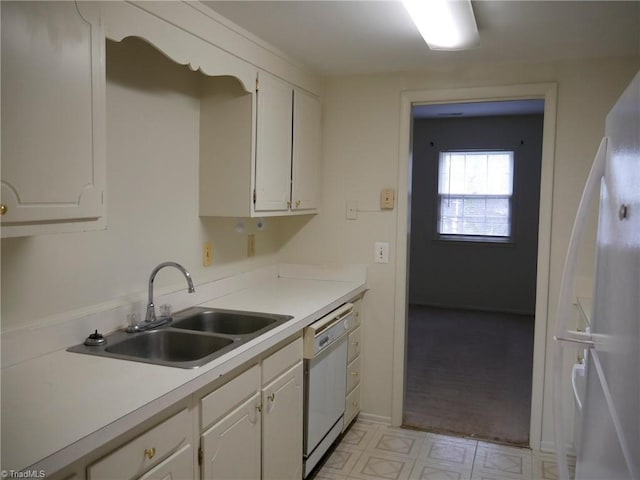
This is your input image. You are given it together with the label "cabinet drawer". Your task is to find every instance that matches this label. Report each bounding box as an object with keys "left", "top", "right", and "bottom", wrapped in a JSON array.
[
  {"left": 344, "top": 384, "right": 361, "bottom": 428},
  {"left": 346, "top": 355, "right": 361, "bottom": 394},
  {"left": 137, "top": 444, "right": 194, "bottom": 480},
  {"left": 87, "top": 408, "right": 191, "bottom": 480},
  {"left": 201, "top": 364, "right": 260, "bottom": 430},
  {"left": 263, "top": 337, "right": 302, "bottom": 385},
  {"left": 352, "top": 298, "right": 362, "bottom": 329},
  {"left": 347, "top": 327, "right": 361, "bottom": 363}
]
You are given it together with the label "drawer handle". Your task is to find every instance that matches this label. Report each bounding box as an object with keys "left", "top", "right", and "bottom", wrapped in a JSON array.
[
  {"left": 351, "top": 371, "right": 359, "bottom": 377},
  {"left": 268, "top": 393, "right": 275, "bottom": 402},
  {"left": 144, "top": 447, "right": 156, "bottom": 460},
  {"left": 352, "top": 341, "right": 359, "bottom": 347}
]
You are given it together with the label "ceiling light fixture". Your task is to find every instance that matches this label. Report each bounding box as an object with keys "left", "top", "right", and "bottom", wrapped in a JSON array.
[{"left": 402, "top": 0, "right": 479, "bottom": 51}]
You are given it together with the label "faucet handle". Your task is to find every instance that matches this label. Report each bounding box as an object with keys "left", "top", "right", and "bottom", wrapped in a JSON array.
[{"left": 159, "top": 304, "right": 173, "bottom": 318}]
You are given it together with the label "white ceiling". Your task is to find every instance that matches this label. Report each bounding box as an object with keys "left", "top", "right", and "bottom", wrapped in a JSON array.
[{"left": 203, "top": 1, "right": 640, "bottom": 76}]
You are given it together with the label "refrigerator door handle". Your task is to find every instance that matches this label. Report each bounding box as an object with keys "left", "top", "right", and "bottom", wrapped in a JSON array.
[
  {"left": 554, "top": 330, "right": 595, "bottom": 348},
  {"left": 571, "top": 362, "right": 586, "bottom": 410},
  {"left": 553, "top": 136, "right": 608, "bottom": 480}
]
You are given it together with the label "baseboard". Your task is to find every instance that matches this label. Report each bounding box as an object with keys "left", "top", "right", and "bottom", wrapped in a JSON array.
[
  {"left": 540, "top": 440, "right": 576, "bottom": 456},
  {"left": 358, "top": 412, "right": 392, "bottom": 426}
]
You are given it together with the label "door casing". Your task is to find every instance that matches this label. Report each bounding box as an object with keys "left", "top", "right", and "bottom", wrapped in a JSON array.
[{"left": 392, "top": 83, "right": 558, "bottom": 451}]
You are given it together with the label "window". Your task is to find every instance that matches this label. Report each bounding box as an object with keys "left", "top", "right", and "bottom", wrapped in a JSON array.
[{"left": 437, "top": 150, "right": 514, "bottom": 241}]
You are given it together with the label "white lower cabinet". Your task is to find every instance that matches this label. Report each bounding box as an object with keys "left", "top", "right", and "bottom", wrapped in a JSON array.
[
  {"left": 199, "top": 337, "right": 303, "bottom": 480},
  {"left": 262, "top": 362, "right": 303, "bottom": 480},
  {"left": 87, "top": 408, "right": 193, "bottom": 480},
  {"left": 72, "top": 337, "right": 303, "bottom": 480},
  {"left": 343, "top": 297, "right": 363, "bottom": 430},
  {"left": 138, "top": 444, "right": 194, "bottom": 480},
  {"left": 201, "top": 393, "right": 262, "bottom": 480}
]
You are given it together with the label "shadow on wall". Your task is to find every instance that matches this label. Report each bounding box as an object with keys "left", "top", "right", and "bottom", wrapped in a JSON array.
[{"left": 198, "top": 215, "right": 314, "bottom": 266}]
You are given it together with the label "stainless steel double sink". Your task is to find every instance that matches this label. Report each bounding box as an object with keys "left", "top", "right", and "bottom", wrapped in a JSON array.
[{"left": 67, "top": 307, "right": 293, "bottom": 369}]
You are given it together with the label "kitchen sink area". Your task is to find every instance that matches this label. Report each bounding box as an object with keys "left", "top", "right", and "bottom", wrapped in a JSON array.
[
  {"left": 172, "top": 308, "right": 282, "bottom": 335},
  {"left": 67, "top": 307, "right": 293, "bottom": 369},
  {"left": 4, "top": 264, "right": 366, "bottom": 476}
]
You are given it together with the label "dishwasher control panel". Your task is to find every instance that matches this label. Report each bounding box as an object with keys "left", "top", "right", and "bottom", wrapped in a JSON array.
[{"left": 303, "top": 303, "right": 354, "bottom": 358}]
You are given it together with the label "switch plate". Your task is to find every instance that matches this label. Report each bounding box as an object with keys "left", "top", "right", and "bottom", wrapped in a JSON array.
[
  {"left": 203, "top": 242, "right": 213, "bottom": 267},
  {"left": 380, "top": 188, "right": 395, "bottom": 210},
  {"left": 247, "top": 234, "right": 256, "bottom": 257},
  {"left": 374, "top": 242, "right": 389, "bottom": 263},
  {"left": 346, "top": 200, "right": 358, "bottom": 220}
]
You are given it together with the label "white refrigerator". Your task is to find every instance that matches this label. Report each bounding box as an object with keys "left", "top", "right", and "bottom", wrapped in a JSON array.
[{"left": 553, "top": 71, "right": 639, "bottom": 480}]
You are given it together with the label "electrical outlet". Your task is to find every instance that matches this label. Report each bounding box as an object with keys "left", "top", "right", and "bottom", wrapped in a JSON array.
[
  {"left": 374, "top": 242, "right": 389, "bottom": 263},
  {"left": 203, "top": 242, "right": 213, "bottom": 267},
  {"left": 247, "top": 234, "right": 256, "bottom": 257},
  {"left": 380, "top": 188, "right": 395, "bottom": 210}
]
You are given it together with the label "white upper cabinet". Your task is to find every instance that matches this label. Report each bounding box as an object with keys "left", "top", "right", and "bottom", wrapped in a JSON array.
[
  {"left": 255, "top": 72, "right": 294, "bottom": 212},
  {"left": 254, "top": 72, "right": 321, "bottom": 214},
  {"left": 1, "top": 1, "right": 106, "bottom": 237},
  {"left": 200, "top": 71, "right": 321, "bottom": 217},
  {"left": 292, "top": 88, "right": 322, "bottom": 212}
]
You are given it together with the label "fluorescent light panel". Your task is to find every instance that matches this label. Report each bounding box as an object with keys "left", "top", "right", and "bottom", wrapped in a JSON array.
[{"left": 402, "top": 0, "right": 479, "bottom": 51}]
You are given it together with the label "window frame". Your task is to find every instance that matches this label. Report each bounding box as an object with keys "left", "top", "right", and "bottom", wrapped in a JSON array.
[{"left": 435, "top": 149, "right": 517, "bottom": 245}]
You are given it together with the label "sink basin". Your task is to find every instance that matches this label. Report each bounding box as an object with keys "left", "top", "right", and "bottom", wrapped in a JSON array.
[
  {"left": 105, "top": 330, "right": 233, "bottom": 363},
  {"left": 67, "top": 307, "right": 293, "bottom": 369},
  {"left": 172, "top": 307, "right": 292, "bottom": 337}
]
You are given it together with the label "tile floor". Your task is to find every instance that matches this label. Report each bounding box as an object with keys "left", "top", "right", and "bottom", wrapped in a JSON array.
[{"left": 312, "top": 419, "right": 575, "bottom": 480}]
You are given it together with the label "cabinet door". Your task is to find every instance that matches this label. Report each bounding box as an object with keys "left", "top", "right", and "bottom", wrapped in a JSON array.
[
  {"left": 0, "top": 1, "right": 106, "bottom": 236},
  {"left": 291, "top": 90, "right": 321, "bottom": 212},
  {"left": 137, "top": 444, "right": 194, "bottom": 480},
  {"left": 254, "top": 72, "right": 293, "bottom": 212},
  {"left": 262, "top": 362, "right": 303, "bottom": 480},
  {"left": 201, "top": 393, "right": 261, "bottom": 480}
]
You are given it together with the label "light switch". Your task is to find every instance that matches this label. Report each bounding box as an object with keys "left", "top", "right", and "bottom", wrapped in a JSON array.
[{"left": 381, "top": 188, "right": 395, "bottom": 210}]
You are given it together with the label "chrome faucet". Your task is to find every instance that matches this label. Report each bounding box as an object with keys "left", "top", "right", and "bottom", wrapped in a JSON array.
[{"left": 127, "top": 262, "right": 195, "bottom": 332}]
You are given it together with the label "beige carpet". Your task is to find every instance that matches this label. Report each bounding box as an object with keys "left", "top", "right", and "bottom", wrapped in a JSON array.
[{"left": 403, "top": 305, "right": 534, "bottom": 446}]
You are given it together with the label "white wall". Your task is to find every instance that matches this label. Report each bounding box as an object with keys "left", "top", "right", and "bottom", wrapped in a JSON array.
[
  {"left": 278, "top": 57, "right": 640, "bottom": 446},
  {"left": 0, "top": 38, "right": 295, "bottom": 333}
]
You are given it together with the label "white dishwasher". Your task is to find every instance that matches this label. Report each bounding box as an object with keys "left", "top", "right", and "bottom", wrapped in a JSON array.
[{"left": 303, "top": 303, "right": 354, "bottom": 477}]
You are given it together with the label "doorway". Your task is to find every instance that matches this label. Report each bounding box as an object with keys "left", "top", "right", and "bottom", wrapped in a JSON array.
[
  {"left": 391, "top": 83, "right": 559, "bottom": 451},
  {"left": 402, "top": 102, "right": 544, "bottom": 445}
]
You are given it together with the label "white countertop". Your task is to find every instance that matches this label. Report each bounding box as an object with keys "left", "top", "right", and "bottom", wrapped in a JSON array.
[{"left": 1, "top": 270, "right": 366, "bottom": 474}]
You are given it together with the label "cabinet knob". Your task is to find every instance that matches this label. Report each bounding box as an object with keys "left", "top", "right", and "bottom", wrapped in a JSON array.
[
  {"left": 295, "top": 200, "right": 301, "bottom": 208},
  {"left": 351, "top": 371, "right": 359, "bottom": 377},
  {"left": 144, "top": 447, "right": 156, "bottom": 460},
  {"left": 268, "top": 393, "right": 275, "bottom": 402},
  {"left": 0, "top": 204, "right": 6, "bottom": 216}
]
